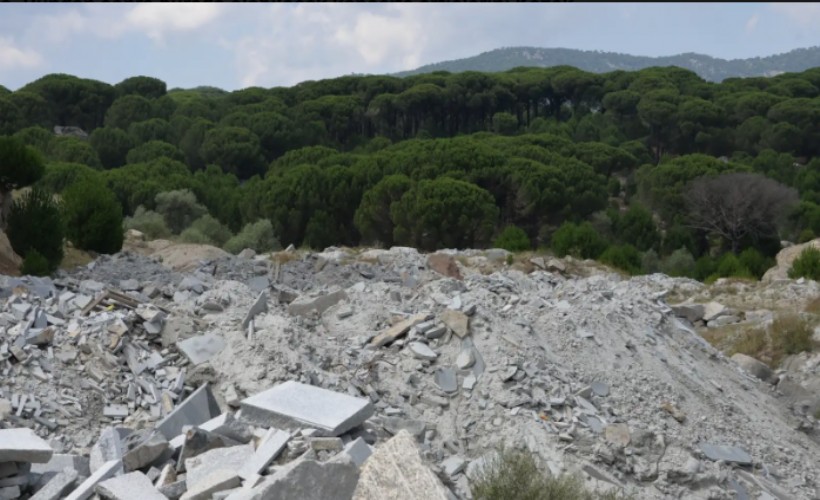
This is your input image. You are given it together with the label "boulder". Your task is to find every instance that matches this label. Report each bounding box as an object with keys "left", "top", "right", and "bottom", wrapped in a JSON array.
[
  {"left": 427, "top": 254, "right": 463, "bottom": 280},
  {"left": 731, "top": 353, "right": 774, "bottom": 383}
]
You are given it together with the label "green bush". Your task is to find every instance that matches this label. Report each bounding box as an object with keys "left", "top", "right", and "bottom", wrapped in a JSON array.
[
  {"left": 694, "top": 255, "right": 717, "bottom": 282},
  {"left": 552, "top": 222, "right": 607, "bottom": 259},
  {"left": 123, "top": 205, "right": 171, "bottom": 240},
  {"left": 798, "top": 229, "right": 816, "bottom": 243},
  {"left": 715, "top": 252, "right": 753, "bottom": 280},
  {"left": 154, "top": 189, "right": 207, "bottom": 234},
  {"left": 660, "top": 247, "right": 696, "bottom": 278},
  {"left": 493, "top": 225, "right": 531, "bottom": 252},
  {"left": 471, "top": 446, "right": 628, "bottom": 500},
  {"left": 788, "top": 246, "right": 820, "bottom": 280},
  {"left": 62, "top": 180, "right": 124, "bottom": 254},
  {"left": 641, "top": 249, "right": 660, "bottom": 274},
  {"left": 223, "top": 219, "right": 280, "bottom": 254},
  {"left": 599, "top": 244, "right": 642, "bottom": 274},
  {"left": 739, "top": 247, "right": 773, "bottom": 279},
  {"left": 188, "top": 214, "right": 233, "bottom": 247},
  {"left": 21, "top": 250, "right": 51, "bottom": 276},
  {"left": 6, "top": 186, "right": 64, "bottom": 273},
  {"left": 179, "top": 227, "right": 213, "bottom": 245}
]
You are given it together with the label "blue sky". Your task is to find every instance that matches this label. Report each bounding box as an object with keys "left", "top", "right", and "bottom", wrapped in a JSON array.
[{"left": 1, "top": 3, "right": 820, "bottom": 91}]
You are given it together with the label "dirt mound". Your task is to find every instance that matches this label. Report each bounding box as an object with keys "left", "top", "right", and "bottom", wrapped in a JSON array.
[
  {"left": 762, "top": 238, "right": 820, "bottom": 282},
  {"left": 0, "top": 230, "right": 21, "bottom": 276},
  {"left": 151, "top": 242, "right": 231, "bottom": 272}
]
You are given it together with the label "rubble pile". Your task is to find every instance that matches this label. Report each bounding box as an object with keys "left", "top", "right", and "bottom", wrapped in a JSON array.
[{"left": 0, "top": 246, "right": 818, "bottom": 499}]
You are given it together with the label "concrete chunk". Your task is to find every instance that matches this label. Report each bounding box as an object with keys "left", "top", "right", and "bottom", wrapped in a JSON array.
[
  {"left": 353, "top": 430, "right": 450, "bottom": 500},
  {"left": 240, "top": 381, "right": 374, "bottom": 437},
  {"left": 239, "top": 458, "right": 358, "bottom": 500},
  {"left": 156, "top": 384, "right": 221, "bottom": 440},
  {"left": 440, "top": 309, "right": 469, "bottom": 338},
  {"left": 30, "top": 467, "right": 79, "bottom": 500},
  {"left": 65, "top": 459, "right": 122, "bottom": 500},
  {"left": 199, "top": 412, "right": 253, "bottom": 444},
  {"left": 96, "top": 472, "right": 165, "bottom": 500},
  {"left": 434, "top": 367, "right": 458, "bottom": 393},
  {"left": 409, "top": 342, "right": 438, "bottom": 360},
  {"left": 176, "top": 334, "right": 226, "bottom": 366},
  {"left": 370, "top": 313, "right": 430, "bottom": 347},
  {"left": 698, "top": 443, "right": 753, "bottom": 465},
  {"left": 238, "top": 429, "right": 290, "bottom": 480},
  {"left": 287, "top": 289, "right": 347, "bottom": 318},
  {"left": 0, "top": 428, "right": 54, "bottom": 463},
  {"left": 180, "top": 469, "right": 240, "bottom": 500},
  {"left": 185, "top": 443, "right": 254, "bottom": 491},
  {"left": 122, "top": 431, "right": 169, "bottom": 472},
  {"left": 342, "top": 437, "right": 373, "bottom": 467},
  {"left": 241, "top": 291, "right": 268, "bottom": 329}
]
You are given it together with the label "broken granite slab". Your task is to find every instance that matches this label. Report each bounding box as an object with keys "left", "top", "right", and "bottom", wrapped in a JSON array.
[
  {"left": 698, "top": 443, "right": 753, "bottom": 465},
  {"left": 155, "top": 384, "right": 221, "bottom": 440},
  {"left": 238, "top": 456, "right": 359, "bottom": 500},
  {"left": 180, "top": 469, "right": 240, "bottom": 500},
  {"left": 122, "top": 431, "right": 169, "bottom": 472},
  {"left": 241, "top": 291, "right": 268, "bottom": 329},
  {"left": 434, "top": 367, "right": 458, "bottom": 393},
  {"left": 96, "top": 471, "right": 166, "bottom": 500},
  {"left": 0, "top": 428, "right": 54, "bottom": 463},
  {"left": 186, "top": 443, "right": 255, "bottom": 490},
  {"left": 370, "top": 313, "right": 431, "bottom": 347},
  {"left": 176, "top": 334, "right": 226, "bottom": 366},
  {"left": 198, "top": 412, "right": 253, "bottom": 444},
  {"left": 409, "top": 342, "right": 438, "bottom": 360},
  {"left": 440, "top": 309, "right": 469, "bottom": 338},
  {"left": 237, "top": 429, "right": 290, "bottom": 480},
  {"left": 341, "top": 437, "right": 373, "bottom": 468},
  {"left": 240, "top": 381, "right": 374, "bottom": 437},
  {"left": 29, "top": 467, "right": 79, "bottom": 500},
  {"left": 287, "top": 289, "right": 348, "bottom": 318},
  {"left": 353, "top": 430, "right": 450, "bottom": 500},
  {"left": 65, "top": 459, "right": 122, "bottom": 500}
]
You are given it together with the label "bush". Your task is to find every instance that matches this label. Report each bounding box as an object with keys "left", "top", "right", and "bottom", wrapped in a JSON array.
[
  {"left": 770, "top": 314, "right": 814, "bottom": 358},
  {"left": 694, "top": 255, "right": 717, "bottom": 282},
  {"left": 598, "top": 244, "right": 642, "bottom": 274},
  {"left": 798, "top": 229, "right": 816, "bottom": 243},
  {"left": 738, "top": 247, "right": 773, "bottom": 279},
  {"left": 223, "top": 219, "right": 280, "bottom": 254},
  {"left": 641, "top": 249, "right": 660, "bottom": 274},
  {"left": 179, "top": 227, "right": 213, "bottom": 245},
  {"left": 471, "top": 446, "right": 628, "bottom": 500},
  {"left": 123, "top": 206, "right": 171, "bottom": 240},
  {"left": 21, "top": 250, "right": 51, "bottom": 276},
  {"left": 62, "top": 180, "right": 124, "bottom": 254},
  {"left": 6, "top": 186, "right": 64, "bottom": 273},
  {"left": 188, "top": 214, "right": 233, "bottom": 247},
  {"left": 154, "top": 189, "right": 207, "bottom": 234},
  {"left": 715, "top": 253, "right": 753, "bottom": 280},
  {"left": 660, "top": 247, "right": 696, "bottom": 278},
  {"left": 551, "top": 222, "right": 607, "bottom": 259},
  {"left": 788, "top": 246, "right": 820, "bottom": 280},
  {"left": 493, "top": 225, "right": 531, "bottom": 252}
]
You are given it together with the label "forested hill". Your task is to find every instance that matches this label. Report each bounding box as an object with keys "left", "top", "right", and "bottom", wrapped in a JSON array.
[
  {"left": 3, "top": 64, "right": 820, "bottom": 283},
  {"left": 395, "top": 46, "right": 820, "bottom": 82}
]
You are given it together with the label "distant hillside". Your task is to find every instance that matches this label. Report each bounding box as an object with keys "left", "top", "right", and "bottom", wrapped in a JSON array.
[{"left": 395, "top": 46, "right": 820, "bottom": 81}]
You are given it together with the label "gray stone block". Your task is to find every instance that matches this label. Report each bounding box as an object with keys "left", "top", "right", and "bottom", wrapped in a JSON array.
[
  {"left": 237, "top": 429, "right": 290, "bottom": 480},
  {"left": 122, "top": 431, "right": 169, "bottom": 472},
  {"left": 287, "top": 289, "right": 347, "bottom": 318},
  {"left": 186, "top": 443, "right": 254, "bottom": 489},
  {"left": 698, "top": 443, "right": 752, "bottom": 465},
  {"left": 198, "top": 412, "right": 253, "bottom": 444},
  {"left": 89, "top": 427, "right": 130, "bottom": 475},
  {"left": 30, "top": 467, "right": 79, "bottom": 500},
  {"left": 342, "top": 437, "right": 373, "bottom": 467},
  {"left": 240, "top": 381, "right": 373, "bottom": 437},
  {"left": 96, "top": 471, "right": 165, "bottom": 500},
  {"left": 180, "top": 469, "right": 240, "bottom": 500},
  {"left": 155, "top": 384, "right": 221, "bottom": 440},
  {"left": 176, "top": 334, "right": 226, "bottom": 366},
  {"left": 65, "top": 459, "right": 122, "bottom": 500},
  {"left": 0, "top": 428, "right": 54, "bottom": 463},
  {"left": 434, "top": 368, "right": 458, "bottom": 393},
  {"left": 242, "top": 291, "right": 268, "bottom": 329},
  {"left": 240, "top": 458, "right": 359, "bottom": 500}
]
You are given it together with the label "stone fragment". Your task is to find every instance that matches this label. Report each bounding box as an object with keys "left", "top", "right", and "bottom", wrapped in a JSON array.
[
  {"left": 670, "top": 303, "right": 705, "bottom": 323},
  {"left": 0, "top": 427, "right": 54, "bottom": 463},
  {"left": 103, "top": 404, "right": 128, "bottom": 418},
  {"left": 179, "top": 277, "right": 205, "bottom": 294},
  {"left": 186, "top": 443, "right": 254, "bottom": 489},
  {"left": 731, "top": 353, "right": 774, "bottom": 382},
  {"left": 238, "top": 248, "right": 256, "bottom": 259},
  {"left": 156, "top": 384, "right": 221, "bottom": 440},
  {"left": 370, "top": 313, "right": 430, "bottom": 347},
  {"left": 158, "top": 480, "right": 187, "bottom": 500},
  {"left": 353, "top": 430, "right": 450, "bottom": 500},
  {"left": 702, "top": 302, "right": 727, "bottom": 322},
  {"left": 240, "top": 456, "right": 358, "bottom": 500},
  {"left": 90, "top": 427, "right": 129, "bottom": 475},
  {"left": 442, "top": 455, "right": 467, "bottom": 476},
  {"left": 177, "top": 428, "right": 241, "bottom": 469},
  {"left": 427, "top": 254, "right": 463, "bottom": 280},
  {"left": 382, "top": 417, "right": 426, "bottom": 438},
  {"left": 707, "top": 315, "right": 739, "bottom": 328},
  {"left": 26, "top": 327, "right": 55, "bottom": 346},
  {"left": 241, "top": 291, "right": 268, "bottom": 329},
  {"left": 237, "top": 429, "right": 290, "bottom": 480},
  {"left": 463, "top": 374, "right": 477, "bottom": 391},
  {"left": 199, "top": 412, "right": 253, "bottom": 444},
  {"left": 604, "top": 424, "right": 631, "bottom": 448},
  {"left": 122, "top": 431, "right": 169, "bottom": 472},
  {"left": 180, "top": 469, "right": 240, "bottom": 500},
  {"left": 247, "top": 277, "right": 269, "bottom": 293},
  {"left": 660, "top": 401, "right": 686, "bottom": 423},
  {"left": 591, "top": 381, "right": 610, "bottom": 397},
  {"left": 409, "top": 342, "right": 438, "bottom": 360},
  {"left": 698, "top": 443, "right": 752, "bottom": 465},
  {"left": 440, "top": 309, "right": 469, "bottom": 338},
  {"left": 456, "top": 349, "right": 475, "bottom": 369},
  {"left": 120, "top": 279, "right": 140, "bottom": 291},
  {"left": 240, "top": 381, "right": 374, "bottom": 436},
  {"left": 176, "top": 334, "right": 226, "bottom": 366},
  {"left": 341, "top": 437, "right": 372, "bottom": 467},
  {"left": 65, "top": 459, "right": 122, "bottom": 500},
  {"left": 96, "top": 472, "right": 165, "bottom": 500},
  {"left": 434, "top": 367, "right": 458, "bottom": 393},
  {"left": 30, "top": 467, "right": 79, "bottom": 500},
  {"left": 287, "top": 289, "right": 347, "bottom": 318}
]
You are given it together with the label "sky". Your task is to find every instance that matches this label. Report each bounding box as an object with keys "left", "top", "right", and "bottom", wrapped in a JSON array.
[{"left": 2, "top": 3, "right": 820, "bottom": 92}]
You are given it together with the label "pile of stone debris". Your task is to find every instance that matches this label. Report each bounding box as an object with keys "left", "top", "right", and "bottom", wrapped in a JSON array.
[{"left": 0, "top": 245, "right": 818, "bottom": 499}]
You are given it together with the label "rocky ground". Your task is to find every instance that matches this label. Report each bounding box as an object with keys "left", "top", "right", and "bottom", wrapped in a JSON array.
[{"left": 0, "top": 232, "right": 819, "bottom": 499}]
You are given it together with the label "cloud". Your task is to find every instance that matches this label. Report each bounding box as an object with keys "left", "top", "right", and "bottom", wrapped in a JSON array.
[
  {"left": 745, "top": 13, "right": 759, "bottom": 33},
  {"left": 125, "top": 3, "right": 224, "bottom": 42},
  {"left": 770, "top": 3, "right": 820, "bottom": 26},
  {"left": 0, "top": 37, "right": 43, "bottom": 70},
  {"left": 333, "top": 6, "right": 426, "bottom": 68}
]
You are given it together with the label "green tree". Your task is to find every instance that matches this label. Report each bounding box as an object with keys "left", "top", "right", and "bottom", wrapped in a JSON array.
[
  {"left": 115, "top": 76, "right": 167, "bottom": 99},
  {"left": 612, "top": 204, "right": 660, "bottom": 251},
  {"left": 13, "top": 126, "right": 53, "bottom": 154},
  {"left": 0, "top": 136, "right": 45, "bottom": 229},
  {"left": 105, "top": 94, "right": 153, "bottom": 130},
  {"left": 126, "top": 140, "right": 184, "bottom": 164},
  {"left": 47, "top": 137, "right": 102, "bottom": 169},
  {"left": 6, "top": 186, "right": 64, "bottom": 273},
  {"left": 788, "top": 246, "right": 820, "bottom": 280},
  {"left": 62, "top": 179, "right": 124, "bottom": 253},
  {"left": 89, "top": 127, "right": 133, "bottom": 169},
  {"left": 493, "top": 225, "right": 531, "bottom": 252},
  {"left": 224, "top": 219, "right": 280, "bottom": 254},
  {"left": 200, "top": 126, "right": 265, "bottom": 178},
  {"left": 551, "top": 221, "right": 607, "bottom": 259},
  {"left": 154, "top": 189, "right": 208, "bottom": 234},
  {"left": 599, "top": 244, "right": 642, "bottom": 274},
  {"left": 354, "top": 174, "right": 413, "bottom": 247},
  {"left": 128, "top": 118, "right": 171, "bottom": 145},
  {"left": 123, "top": 206, "right": 171, "bottom": 240}
]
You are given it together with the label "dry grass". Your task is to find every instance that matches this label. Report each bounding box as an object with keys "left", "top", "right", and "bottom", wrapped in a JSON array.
[
  {"left": 705, "top": 313, "right": 817, "bottom": 368},
  {"left": 269, "top": 251, "right": 301, "bottom": 265},
  {"left": 59, "top": 245, "right": 95, "bottom": 270},
  {"left": 804, "top": 296, "right": 820, "bottom": 315}
]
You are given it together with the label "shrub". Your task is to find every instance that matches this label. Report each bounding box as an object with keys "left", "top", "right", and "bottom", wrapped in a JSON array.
[
  {"left": 770, "top": 314, "right": 814, "bottom": 359},
  {"left": 660, "top": 247, "right": 696, "bottom": 278},
  {"left": 599, "top": 244, "right": 642, "bottom": 274},
  {"left": 188, "top": 214, "right": 233, "bottom": 247},
  {"left": 223, "top": 219, "right": 280, "bottom": 254},
  {"left": 738, "top": 247, "right": 773, "bottom": 279},
  {"left": 798, "top": 229, "right": 816, "bottom": 243},
  {"left": 715, "top": 253, "right": 753, "bottom": 280},
  {"left": 62, "top": 180, "right": 124, "bottom": 254},
  {"left": 6, "top": 186, "right": 64, "bottom": 273},
  {"left": 552, "top": 222, "right": 607, "bottom": 259},
  {"left": 154, "top": 189, "right": 207, "bottom": 234},
  {"left": 123, "top": 206, "right": 171, "bottom": 240},
  {"left": 493, "top": 225, "right": 531, "bottom": 252},
  {"left": 179, "top": 227, "right": 213, "bottom": 245},
  {"left": 694, "top": 255, "right": 717, "bottom": 282},
  {"left": 21, "top": 250, "right": 51, "bottom": 276},
  {"left": 788, "top": 246, "right": 820, "bottom": 280}
]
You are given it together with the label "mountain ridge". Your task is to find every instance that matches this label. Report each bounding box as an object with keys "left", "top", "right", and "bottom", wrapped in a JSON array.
[{"left": 394, "top": 46, "right": 820, "bottom": 81}]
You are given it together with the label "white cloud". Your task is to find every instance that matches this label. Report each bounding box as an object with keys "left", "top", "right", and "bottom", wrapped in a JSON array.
[
  {"left": 125, "top": 3, "right": 224, "bottom": 42},
  {"left": 770, "top": 3, "right": 820, "bottom": 26},
  {"left": 745, "top": 13, "right": 759, "bottom": 33},
  {"left": 0, "top": 37, "right": 43, "bottom": 70},
  {"left": 333, "top": 7, "right": 426, "bottom": 68}
]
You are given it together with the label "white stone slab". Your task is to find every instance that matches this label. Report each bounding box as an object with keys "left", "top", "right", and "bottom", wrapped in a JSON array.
[
  {"left": 96, "top": 471, "right": 165, "bottom": 500},
  {"left": 240, "top": 381, "right": 374, "bottom": 436},
  {"left": 0, "top": 428, "right": 53, "bottom": 463},
  {"left": 237, "top": 429, "right": 290, "bottom": 480},
  {"left": 176, "top": 334, "right": 226, "bottom": 366}
]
